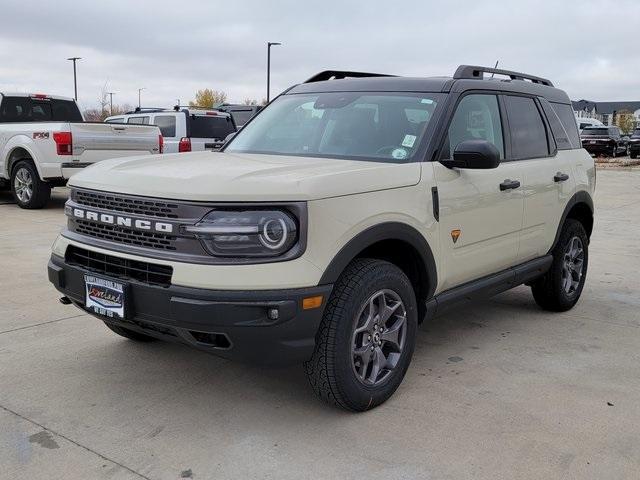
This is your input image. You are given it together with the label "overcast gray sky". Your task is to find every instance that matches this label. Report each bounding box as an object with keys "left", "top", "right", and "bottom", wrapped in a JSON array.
[{"left": 1, "top": 0, "right": 639, "bottom": 111}]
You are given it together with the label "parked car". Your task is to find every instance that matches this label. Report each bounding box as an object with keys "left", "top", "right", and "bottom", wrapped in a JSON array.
[
  {"left": 105, "top": 107, "right": 236, "bottom": 153},
  {"left": 580, "top": 126, "right": 629, "bottom": 157},
  {"left": 216, "top": 104, "right": 262, "bottom": 128},
  {"left": 629, "top": 128, "right": 640, "bottom": 159},
  {"left": 0, "top": 93, "right": 162, "bottom": 209},
  {"left": 49, "top": 65, "right": 594, "bottom": 411},
  {"left": 576, "top": 117, "right": 604, "bottom": 132}
]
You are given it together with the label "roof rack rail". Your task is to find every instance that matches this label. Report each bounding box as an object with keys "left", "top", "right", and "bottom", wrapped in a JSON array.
[
  {"left": 453, "top": 65, "right": 554, "bottom": 87},
  {"left": 304, "top": 70, "right": 396, "bottom": 83},
  {"left": 124, "top": 107, "right": 167, "bottom": 114}
]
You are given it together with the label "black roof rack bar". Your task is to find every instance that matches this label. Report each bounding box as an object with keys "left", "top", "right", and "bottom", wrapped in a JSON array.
[
  {"left": 304, "top": 70, "right": 397, "bottom": 83},
  {"left": 453, "top": 65, "right": 554, "bottom": 87},
  {"left": 124, "top": 107, "right": 167, "bottom": 114}
]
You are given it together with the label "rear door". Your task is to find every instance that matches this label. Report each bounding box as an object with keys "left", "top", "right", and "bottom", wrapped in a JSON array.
[
  {"left": 434, "top": 93, "right": 524, "bottom": 291},
  {"left": 506, "top": 96, "right": 576, "bottom": 261},
  {"left": 187, "top": 113, "right": 236, "bottom": 151}
]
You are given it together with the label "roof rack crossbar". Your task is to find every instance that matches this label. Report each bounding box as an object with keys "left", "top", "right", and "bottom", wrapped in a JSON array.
[
  {"left": 453, "top": 65, "right": 554, "bottom": 87},
  {"left": 125, "top": 107, "right": 166, "bottom": 114},
  {"left": 304, "top": 70, "right": 397, "bottom": 83}
]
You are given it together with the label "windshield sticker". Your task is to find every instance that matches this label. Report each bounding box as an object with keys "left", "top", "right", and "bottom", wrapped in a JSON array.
[
  {"left": 420, "top": 98, "right": 434, "bottom": 104},
  {"left": 392, "top": 148, "right": 408, "bottom": 159},
  {"left": 401, "top": 134, "right": 417, "bottom": 148}
]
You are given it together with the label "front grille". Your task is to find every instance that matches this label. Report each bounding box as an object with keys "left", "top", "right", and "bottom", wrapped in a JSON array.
[
  {"left": 73, "top": 190, "right": 180, "bottom": 219},
  {"left": 66, "top": 245, "right": 173, "bottom": 287},
  {"left": 74, "top": 219, "right": 176, "bottom": 251}
]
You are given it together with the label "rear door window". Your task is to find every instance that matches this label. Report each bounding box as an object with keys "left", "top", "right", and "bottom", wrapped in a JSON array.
[
  {"left": 189, "top": 115, "right": 235, "bottom": 139},
  {"left": 504, "top": 96, "right": 549, "bottom": 159},
  {"left": 153, "top": 115, "right": 177, "bottom": 137},
  {"left": 128, "top": 116, "right": 149, "bottom": 125}
]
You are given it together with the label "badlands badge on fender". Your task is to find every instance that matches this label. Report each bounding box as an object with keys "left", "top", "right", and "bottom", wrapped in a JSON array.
[
  {"left": 451, "top": 229, "right": 461, "bottom": 244},
  {"left": 84, "top": 275, "right": 125, "bottom": 319}
]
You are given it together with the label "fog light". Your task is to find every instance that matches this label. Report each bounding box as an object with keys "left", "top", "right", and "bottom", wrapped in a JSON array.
[{"left": 267, "top": 308, "right": 279, "bottom": 320}]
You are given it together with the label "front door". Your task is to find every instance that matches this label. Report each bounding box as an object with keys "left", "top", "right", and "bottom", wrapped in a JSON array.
[{"left": 434, "top": 93, "right": 524, "bottom": 292}]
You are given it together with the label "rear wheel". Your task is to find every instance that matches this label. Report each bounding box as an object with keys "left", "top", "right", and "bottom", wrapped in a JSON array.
[
  {"left": 304, "top": 259, "right": 417, "bottom": 411},
  {"left": 103, "top": 322, "right": 156, "bottom": 342},
  {"left": 531, "top": 219, "right": 588, "bottom": 312},
  {"left": 631, "top": 152, "right": 638, "bottom": 159},
  {"left": 11, "top": 160, "right": 51, "bottom": 209}
]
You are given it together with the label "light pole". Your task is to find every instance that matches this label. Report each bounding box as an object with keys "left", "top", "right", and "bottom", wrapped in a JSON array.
[
  {"left": 266, "top": 42, "right": 281, "bottom": 103},
  {"left": 107, "top": 92, "right": 115, "bottom": 115},
  {"left": 67, "top": 57, "right": 81, "bottom": 101},
  {"left": 138, "top": 88, "right": 145, "bottom": 109}
]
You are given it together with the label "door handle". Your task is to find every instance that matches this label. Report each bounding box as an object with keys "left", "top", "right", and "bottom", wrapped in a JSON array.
[
  {"left": 499, "top": 179, "right": 520, "bottom": 191},
  {"left": 554, "top": 172, "right": 569, "bottom": 182}
]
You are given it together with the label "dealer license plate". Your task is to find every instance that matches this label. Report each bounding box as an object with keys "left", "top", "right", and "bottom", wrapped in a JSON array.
[{"left": 84, "top": 275, "right": 125, "bottom": 319}]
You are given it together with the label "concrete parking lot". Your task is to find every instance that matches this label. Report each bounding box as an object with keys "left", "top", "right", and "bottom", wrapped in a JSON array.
[{"left": 1, "top": 169, "right": 639, "bottom": 480}]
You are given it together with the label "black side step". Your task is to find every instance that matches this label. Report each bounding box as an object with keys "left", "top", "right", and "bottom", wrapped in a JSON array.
[{"left": 424, "top": 255, "right": 552, "bottom": 320}]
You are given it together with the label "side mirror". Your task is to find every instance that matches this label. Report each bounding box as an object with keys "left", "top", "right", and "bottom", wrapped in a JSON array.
[{"left": 441, "top": 139, "right": 501, "bottom": 169}]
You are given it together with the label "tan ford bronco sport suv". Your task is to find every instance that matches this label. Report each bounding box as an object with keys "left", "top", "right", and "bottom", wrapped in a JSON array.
[{"left": 49, "top": 66, "right": 595, "bottom": 411}]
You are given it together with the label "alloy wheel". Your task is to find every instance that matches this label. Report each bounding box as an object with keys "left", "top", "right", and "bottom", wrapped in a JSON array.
[
  {"left": 562, "top": 236, "right": 584, "bottom": 295},
  {"left": 14, "top": 167, "right": 33, "bottom": 203},
  {"left": 351, "top": 289, "right": 407, "bottom": 386}
]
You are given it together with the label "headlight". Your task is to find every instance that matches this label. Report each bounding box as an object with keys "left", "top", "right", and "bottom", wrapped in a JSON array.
[{"left": 184, "top": 209, "right": 298, "bottom": 257}]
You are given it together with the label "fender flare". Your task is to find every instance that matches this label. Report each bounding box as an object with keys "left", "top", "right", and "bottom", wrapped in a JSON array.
[
  {"left": 2, "top": 136, "right": 42, "bottom": 178},
  {"left": 318, "top": 222, "right": 438, "bottom": 299},
  {"left": 549, "top": 191, "right": 594, "bottom": 252}
]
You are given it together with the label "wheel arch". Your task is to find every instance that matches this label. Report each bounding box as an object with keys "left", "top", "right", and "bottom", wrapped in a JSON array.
[
  {"left": 2, "top": 136, "right": 41, "bottom": 178},
  {"left": 318, "top": 222, "right": 437, "bottom": 322},
  {"left": 550, "top": 191, "right": 594, "bottom": 252}
]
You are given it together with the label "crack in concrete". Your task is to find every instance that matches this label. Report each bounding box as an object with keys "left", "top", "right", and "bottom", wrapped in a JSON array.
[
  {"left": 0, "top": 404, "right": 152, "bottom": 480},
  {"left": 0, "top": 313, "right": 87, "bottom": 335}
]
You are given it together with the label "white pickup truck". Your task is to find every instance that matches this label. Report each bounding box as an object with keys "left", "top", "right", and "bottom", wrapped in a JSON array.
[{"left": 0, "top": 93, "right": 162, "bottom": 209}]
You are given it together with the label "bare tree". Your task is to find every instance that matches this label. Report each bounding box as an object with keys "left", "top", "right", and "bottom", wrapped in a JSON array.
[{"left": 243, "top": 98, "right": 258, "bottom": 106}]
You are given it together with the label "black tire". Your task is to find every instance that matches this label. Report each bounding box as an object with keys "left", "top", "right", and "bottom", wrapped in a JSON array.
[
  {"left": 103, "top": 322, "right": 156, "bottom": 342},
  {"left": 531, "top": 219, "right": 588, "bottom": 312},
  {"left": 304, "top": 258, "right": 418, "bottom": 412},
  {"left": 631, "top": 152, "right": 637, "bottom": 159},
  {"left": 11, "top": 160, "right": 51, "bottom": 209}
]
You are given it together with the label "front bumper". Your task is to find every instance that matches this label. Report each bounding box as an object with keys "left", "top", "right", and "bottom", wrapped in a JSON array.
[
  {"left": 48, "top": 254, "right": 332, "bottom": 366},
  {"left": 582, "top": 143, "right": 614, "bottom": 155}
]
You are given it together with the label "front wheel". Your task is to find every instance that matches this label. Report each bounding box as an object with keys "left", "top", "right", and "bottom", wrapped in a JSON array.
[
  {"left": 304, "top": 259, "right": 417, "bottom": 412},
  {"left": 531, "top": 219, "right": 588, "bottom": 312},
  {"left": 11, "top": 160, "right": 51, "bottom": 209}
]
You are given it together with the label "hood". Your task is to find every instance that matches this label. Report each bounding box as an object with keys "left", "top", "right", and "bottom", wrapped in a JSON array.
[{"left": 68, "top": 151, "right": 421, "bottom": 201}]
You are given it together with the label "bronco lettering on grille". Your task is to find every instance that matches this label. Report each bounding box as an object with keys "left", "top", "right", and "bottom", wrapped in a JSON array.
[{"left": 71, "top": 207, "right": 174, "bottom": 233}]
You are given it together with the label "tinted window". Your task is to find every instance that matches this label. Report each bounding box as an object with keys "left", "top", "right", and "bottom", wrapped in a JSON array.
[
  {"left": 226, "top": 93, "right": 441, "bottom": 162},
  {"left": 153, "top": 115, "right": 176, "bottom": 137},
  {"left": 442, "top": 94, "right": 504, "bottom": 160},
  {"left": 581, "top": 128, "right": 609, "bottom": 136},
  {"left": 504, "top": 96, "right": 549, "bottom": 159},
  {"left": 229, "top": 109, "right": 254, "bottom": 126},
  {"left": 190, "top": 115, "right": 235, "bottom": 139},
  {"left": 550, "top": 103, "right": 581, "bottom": 149},
  {"left": 0, "top": 96, "right": 82, "bottom": 122},
  {"left": 128, "top": 116, "right": 149, "bottom": 125}
]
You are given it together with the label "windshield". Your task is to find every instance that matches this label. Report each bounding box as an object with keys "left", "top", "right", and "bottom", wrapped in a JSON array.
[
  {"left": 581, "top": 128, "right": 609, "bottom": 136},
  {"left": 225, "top": 92, "right": 441, "bottom": 162}
]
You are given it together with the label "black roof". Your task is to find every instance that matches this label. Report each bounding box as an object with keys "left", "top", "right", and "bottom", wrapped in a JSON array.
[{"left": 287, "top": 66, "right": 571, "bottom": 104}]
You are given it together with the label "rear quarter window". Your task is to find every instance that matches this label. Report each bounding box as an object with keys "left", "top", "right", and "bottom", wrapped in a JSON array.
[
  {"left": 189, "top": 115, "right": 235, "bottom": 139},
  {"left": 128, "top": 116, "right": 150, "bottom": 125},
  {"left": 0, "top": 96, "right": 82, "bottom": 122},
  {"left": 548, "top": 102, "right": 581, "bottom": 149},
  {"left": 153, "top": 115, "right": 177, "bottom": 137}
]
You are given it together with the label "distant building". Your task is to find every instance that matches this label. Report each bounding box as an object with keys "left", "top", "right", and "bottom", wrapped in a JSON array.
[{"left": 573, "top": 100, "right": 640, "bottom": 128}]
